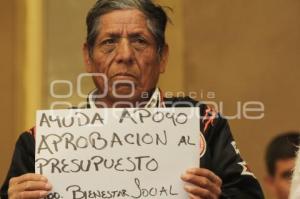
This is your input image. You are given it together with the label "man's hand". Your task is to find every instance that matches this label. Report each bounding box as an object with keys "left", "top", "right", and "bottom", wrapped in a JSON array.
[
  {"left": 8, "top": 173, "right": 52, "bottom": 199},
  {"left": 181, "top": 168, "right": 222, "bottom": 199}
]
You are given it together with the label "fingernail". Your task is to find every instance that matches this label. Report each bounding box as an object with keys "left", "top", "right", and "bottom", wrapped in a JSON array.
[
  {"left": 189, "top": 193, "right": 197, "bottom": 199},
  {"left": 187, "top": 168, "right": 195, "bottom": 172},
  {"left": 40, "top": 176, "right": 47, "bottom": 181},
  {"left": 45, "top": 183, "right": 52, "bottom": 189},
  {"left": 184, "top": 185, "right": 192, "bottom": 191},
  {"left": 181, "top": 174, "right": 188, "bottom": 180},
  {"left": 40, "top": 191, "right": 48, "bottom": 197}
]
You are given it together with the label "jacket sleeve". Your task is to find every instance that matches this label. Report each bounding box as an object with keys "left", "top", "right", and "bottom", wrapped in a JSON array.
[
  {"left": 0, "top": 132, "right": 35, "bottom": 199},
  {"left": 200, "top": 105, "right": 265, "bottom": 199}
]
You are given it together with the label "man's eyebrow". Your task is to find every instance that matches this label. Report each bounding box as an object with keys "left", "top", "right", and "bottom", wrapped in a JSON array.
[
  {"left": 128, "top": 33, "right": 144, "bottom": 37},
  {"left": 103, "top": 33, "right": 121, "bottom": 38}
]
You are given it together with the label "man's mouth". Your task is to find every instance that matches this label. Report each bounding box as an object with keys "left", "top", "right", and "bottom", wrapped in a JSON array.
[{"left": 110, "top": 73, "right": 137, "bottom": 80}]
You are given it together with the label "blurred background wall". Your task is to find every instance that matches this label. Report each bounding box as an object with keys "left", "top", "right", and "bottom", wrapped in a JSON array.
[
  {"left": 0, "top": 0, "right": 17, "bottom": 185},
  {"left": 1, "top": 0, "right": 300, "bottom": 198}
]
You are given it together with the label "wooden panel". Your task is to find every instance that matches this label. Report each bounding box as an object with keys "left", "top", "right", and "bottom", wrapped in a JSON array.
[
  {"left": 183, "top": 0, "right": 300, "bottom": 197},
  {"left": 0, "top": 0, "right": 16, "bottom": 185}
]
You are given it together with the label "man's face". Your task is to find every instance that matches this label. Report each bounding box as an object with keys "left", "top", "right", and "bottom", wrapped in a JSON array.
[
  {"left": 266, "top": 158, "right": 295, "bottom": 199},
  {"left": 83, "top": 9, "right": 168, "bottom": 106}
]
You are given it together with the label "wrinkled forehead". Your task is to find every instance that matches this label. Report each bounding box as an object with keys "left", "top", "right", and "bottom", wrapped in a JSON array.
[{"left": 100, "top": 9, "right": 149, "bottom": 29}]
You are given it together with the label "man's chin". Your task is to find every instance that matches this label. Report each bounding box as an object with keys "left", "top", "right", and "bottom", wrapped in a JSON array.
[{"left": 108, "top": 88, "right": 141, "bottom": 105}]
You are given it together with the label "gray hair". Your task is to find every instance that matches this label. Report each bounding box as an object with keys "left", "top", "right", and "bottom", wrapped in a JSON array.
[{"left": 86, "top": 0, "right": 170, "bottom": 57}]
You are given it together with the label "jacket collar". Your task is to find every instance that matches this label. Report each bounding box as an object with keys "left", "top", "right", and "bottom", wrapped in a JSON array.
[{"left": 87, "top": 88, "right": 165, "bottom": 108}]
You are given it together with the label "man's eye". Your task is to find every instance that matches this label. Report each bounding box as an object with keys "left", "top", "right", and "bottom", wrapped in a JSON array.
[
  {"left": 102, "top": 38, "right": 116, "bottom": 45},
  {"left": 131, "top": 37, "right": 148, "bottom": 49},
  {"left": 134, "top": 37, "right": 147, "bottom": 44},
  {"left": 137, "top": 38, "right": 146, "bottom": 43},
  {"left": 99, "top": 38, "right": 118, "bottom": 53},
  {"left": 281, "top": 170, "right": 293, "bottom": 180}
]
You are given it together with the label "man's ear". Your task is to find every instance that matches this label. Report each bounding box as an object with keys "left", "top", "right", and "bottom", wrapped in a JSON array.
[
  {"left": 264, "top": 175, "right": 276, "bottom": 194},
  {"left": 83, "top": 43, "right": 92, "bottom": 73},
  {"left": 159, "top": 44, "right": 169, "bottom": 73}
]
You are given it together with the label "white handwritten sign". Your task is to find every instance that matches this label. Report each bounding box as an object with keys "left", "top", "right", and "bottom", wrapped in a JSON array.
[{"left": 35, "top": 108, "right": 200, "bottom": 199}]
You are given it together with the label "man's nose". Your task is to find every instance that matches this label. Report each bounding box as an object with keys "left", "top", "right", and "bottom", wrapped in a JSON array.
[{"left": 115, "top": 38, "right": 134, "bottom": 65}]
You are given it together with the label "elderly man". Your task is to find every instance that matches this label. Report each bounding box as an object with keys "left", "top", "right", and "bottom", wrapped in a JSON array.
[{"left": 1, "top": 0, "right": 264, "bottom": 198}]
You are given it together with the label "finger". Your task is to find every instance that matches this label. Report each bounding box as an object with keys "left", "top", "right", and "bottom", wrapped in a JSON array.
[
  {"left": 181, "top": 174, "right": 221, "bottom": 196},
  {"left": 8, "top": 180, "right": 52, "bottom": 199},
  {"left": 186, "top": 168, "right": 222, "bottom": 186},
  {"left": 17, "top": 181, "right": 52, "bottom": 192},
  {"left": 9, "top": 173, "right": 47, "bottom": 186},
  {"left": 189, "top": 193, "right": 202, "bottom": 199},
  {"left": 187, "top": 168, "right": 222, "bottom": 186},
  {"left": 18, "top": 190, "right": 50, "bottom": 199},
  {"left": 184, "top": 184, "right": 215, "bottom": 199}
]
